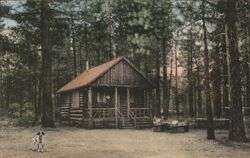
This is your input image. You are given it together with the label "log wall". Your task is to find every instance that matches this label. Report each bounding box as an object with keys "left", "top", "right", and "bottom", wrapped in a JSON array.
[
  {"left": 60, "top": 88, "right": 88, "bottom": 125},
  {"left": 60, "top": 92, "right": 70, "bottom": 124}
]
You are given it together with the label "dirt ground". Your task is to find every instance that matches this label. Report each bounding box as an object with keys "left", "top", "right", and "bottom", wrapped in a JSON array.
[{"left": 0, "top": 126, "right": 250, "bottom": 158}]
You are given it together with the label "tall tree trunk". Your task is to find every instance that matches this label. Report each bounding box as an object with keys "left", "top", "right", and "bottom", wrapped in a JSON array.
[
  {"left": 245, "top": 28, "right": 250, "bottom": 108},
  {"left": 97, "top": 48, "right": 101, "bottom": 65},
  {"left": 41, "top": 0, "right": 55, "bottom": 128},
  {"left": 221, "top": 32, "right": 229, "bottom": 115},
  {"left": 188, "top": 35, "right": 194, "bottom": 117},
  {"left": 161, "top": 7, "right": 168, "bottom": 119},
  {"left": 202, "top": 2, "right": 215, "bottom": 140},
  {"left": 72, "top": 19, "right": 77, "bottom": 77},
  {"left": 0, "top": 69, "right": 3, "bottom": 110},
  {"left": 84, "top": 22, "right": 89, "bottom": 68},
  {"left": 212, "top": 37, "right": 222, "bottom": 118},
  {"left": 38, "top": 77, "right": 42, "bottom": 116},
  {"left": 79, "top": 42, "right": 83, "bottom": 72},
  {"left": 155, "top": 49, "right": 161, "bottom": 117},
  {"left": 174, "top": 39, "right": 179, "bottom": 116},
  {"left": 168, "top": 49, "right": 173, "bottom": 115},
  {"left": 194, "top": 76, "right": 197, "bottom": 117},
  {"left": 162, "top": 36, "right": 168, "bottom": 119},
  {"left": 34, "top": 77, "right": 38, "bottom": 117},
  {"left": 196, "top": 59, "right": 202, "bottom": 117},
  {"left": 225, "top": 0, "right": 247, "bottom": 141},
  {"left": 108, "top": 0, "right": 116, "bottom": 59}
]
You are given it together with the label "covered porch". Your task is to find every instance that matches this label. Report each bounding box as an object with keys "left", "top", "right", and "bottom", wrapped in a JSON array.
[{"left": 87, "top": 86, "right": 152, "bottom": 128}]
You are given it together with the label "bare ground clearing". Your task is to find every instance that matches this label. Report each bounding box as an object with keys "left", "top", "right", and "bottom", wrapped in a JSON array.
[{"left": 0, "top": 126, "right": 249, "bottom": 158}]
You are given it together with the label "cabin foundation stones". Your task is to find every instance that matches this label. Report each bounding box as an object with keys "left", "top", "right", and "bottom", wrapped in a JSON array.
[{"left": 57, "top": 57, "right": 153, "bottom": 129}]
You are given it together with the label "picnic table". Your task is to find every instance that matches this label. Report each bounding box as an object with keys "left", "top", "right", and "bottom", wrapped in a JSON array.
[{"left": 153, "top": 119, "right": 189, "bottom": 132}]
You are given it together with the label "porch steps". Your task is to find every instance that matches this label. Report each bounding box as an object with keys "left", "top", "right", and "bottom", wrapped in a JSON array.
[
  {"left": 118, "top": 118, "right": 153, "bottom": 129},
  {"left": 120, "top": 108, "right": 128, "bottom": 117},
  {"left": 119, "top": 118, "right": 135, "bottom": 129}
]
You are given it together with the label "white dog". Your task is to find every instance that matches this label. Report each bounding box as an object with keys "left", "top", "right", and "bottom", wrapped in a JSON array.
[{"left": 33, "top": 131, "right": 45, "bottom": 152}]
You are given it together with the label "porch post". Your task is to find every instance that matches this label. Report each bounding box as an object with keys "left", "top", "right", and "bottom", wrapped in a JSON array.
[
  {"left": 127, "top": 88, "right": 130, "bottom": 118},
  {"left": 88, "top": 87, "right": 92, "bottom": 117},
  {"left": 87, "top": 87, "right": 93, "bottom": 128},
  {"left": 68, "top": 93, "right": 72, "bottom": 125},
  {"left": 149, "top": 88, "right": 153, "bottom": 118},
  {"left": 115, "top": 87, "right": 118, "bottom": 128},
  {"left": 146, "top": 89, "right": 149, "bottom": 108},
  {"left": 146, "top": 88, "right": 151, "bottom": 117}
]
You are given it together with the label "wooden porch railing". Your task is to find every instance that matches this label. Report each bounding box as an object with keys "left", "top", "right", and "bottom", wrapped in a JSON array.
[
  {"left": 130, "top": 108, "right": 150, "bottom": 118},
  {"left": 117, "top": 111, "right": 125, "bottom": 127},
  {"left": 129, "top": 110, "right": 137, "bottom": 128},
  {"left": 93, "top": 108, "right": 115, "bottom": 119}
]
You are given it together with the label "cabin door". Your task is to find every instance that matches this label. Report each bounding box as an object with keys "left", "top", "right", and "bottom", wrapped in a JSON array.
[{"left": 118, "top": 88, "right": 127, "bottom": 117}]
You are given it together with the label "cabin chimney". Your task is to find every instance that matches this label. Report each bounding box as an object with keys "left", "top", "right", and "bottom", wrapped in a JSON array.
[{"left": 86, "top": 61, "right": 89, "bottom": 70}]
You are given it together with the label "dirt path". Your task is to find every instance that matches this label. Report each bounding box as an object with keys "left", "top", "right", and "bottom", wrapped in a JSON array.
[{"left": 0, "top": 126, "right": 249, "bottom": 158}]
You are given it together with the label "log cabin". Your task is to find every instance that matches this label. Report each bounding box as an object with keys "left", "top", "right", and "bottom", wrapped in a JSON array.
[{"left": 57, "top": 57, "right": 153, "bottom": 129}]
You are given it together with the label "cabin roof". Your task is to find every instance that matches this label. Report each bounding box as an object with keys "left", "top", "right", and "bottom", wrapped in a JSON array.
[{"left": 57, "top": 56, "right": 152, "bottom": 93}]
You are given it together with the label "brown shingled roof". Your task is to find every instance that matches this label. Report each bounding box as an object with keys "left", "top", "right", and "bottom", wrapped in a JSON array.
[{"left": 57, "top": 57, "right": 123, "bottom": 93}]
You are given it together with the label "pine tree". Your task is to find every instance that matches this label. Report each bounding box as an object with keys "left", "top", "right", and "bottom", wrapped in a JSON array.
[
  {"left": 201, "top": 1, "right": 215, "bottom": 140},
  {"left": 225, "top": 0, "right": 247, "bottom": 142},
  {"left": 41, "top": 0, "right": 55, "bottom": 128}
]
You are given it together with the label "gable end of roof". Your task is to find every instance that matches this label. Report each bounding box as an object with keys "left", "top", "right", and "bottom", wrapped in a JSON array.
[{"left": 57, "top": 56, "right": 153, "bottom": 93}]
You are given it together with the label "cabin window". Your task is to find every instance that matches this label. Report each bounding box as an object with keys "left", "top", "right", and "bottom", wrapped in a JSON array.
[
  {"left": 97, "top": 92, "right": 107, "bottom": 103},
  {"left": 72, "top": 91, "right": 79, "bottom": 108},
  {"left": 62, "top": 94, "right": 69, "bottom": 106}
]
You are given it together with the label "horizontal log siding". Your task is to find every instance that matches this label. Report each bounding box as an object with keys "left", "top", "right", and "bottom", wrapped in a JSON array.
[
  {"left": 60, "top": 88, "right": 89, "bottom": 125},
  {"left": 60, "top": 93, "right": 70, "bottom": 123},
  {"left": 69, "top": 90, "right": 84, "bottom": 125},
  {"left": 60, "top": 107, "right": 69, "bottom": 123}
]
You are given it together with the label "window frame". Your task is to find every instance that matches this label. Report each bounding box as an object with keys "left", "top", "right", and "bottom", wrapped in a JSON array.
[{"left": 72, "top": 91, "right": 80, "bottom": 108}]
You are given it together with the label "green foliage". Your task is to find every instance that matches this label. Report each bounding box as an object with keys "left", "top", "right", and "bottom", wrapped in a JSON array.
[
  {"left": 15, "top": 111, "right": 37, "bottom": 127},
  {"left": 8, "top": 103, "right": 21, "bottom": 118},
  {"left": 3, "top": 0, "right": 249, "bottom": 120},
  {"left": 0, "top": 0, "right": 182, "bottom": 119},
  {"left": 22, "top": 102, "right": 33, "bottom": 111},
  {"left": 6, "top": 102, "right": 38, "bottom": 127}
]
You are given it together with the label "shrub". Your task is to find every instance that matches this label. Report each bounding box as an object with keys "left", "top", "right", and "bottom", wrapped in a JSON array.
[
  {"left": 8, "top": 103, "right": 21, "bottom": 118},
  {"left": 22, "top": 102, "right": 33, "bottom": 111},
  {"left": 4, "top": 102, "right": 41, "bottom": 127},
  {"left": 16, "top": 110, "right": 37, "bottom": 127}
]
